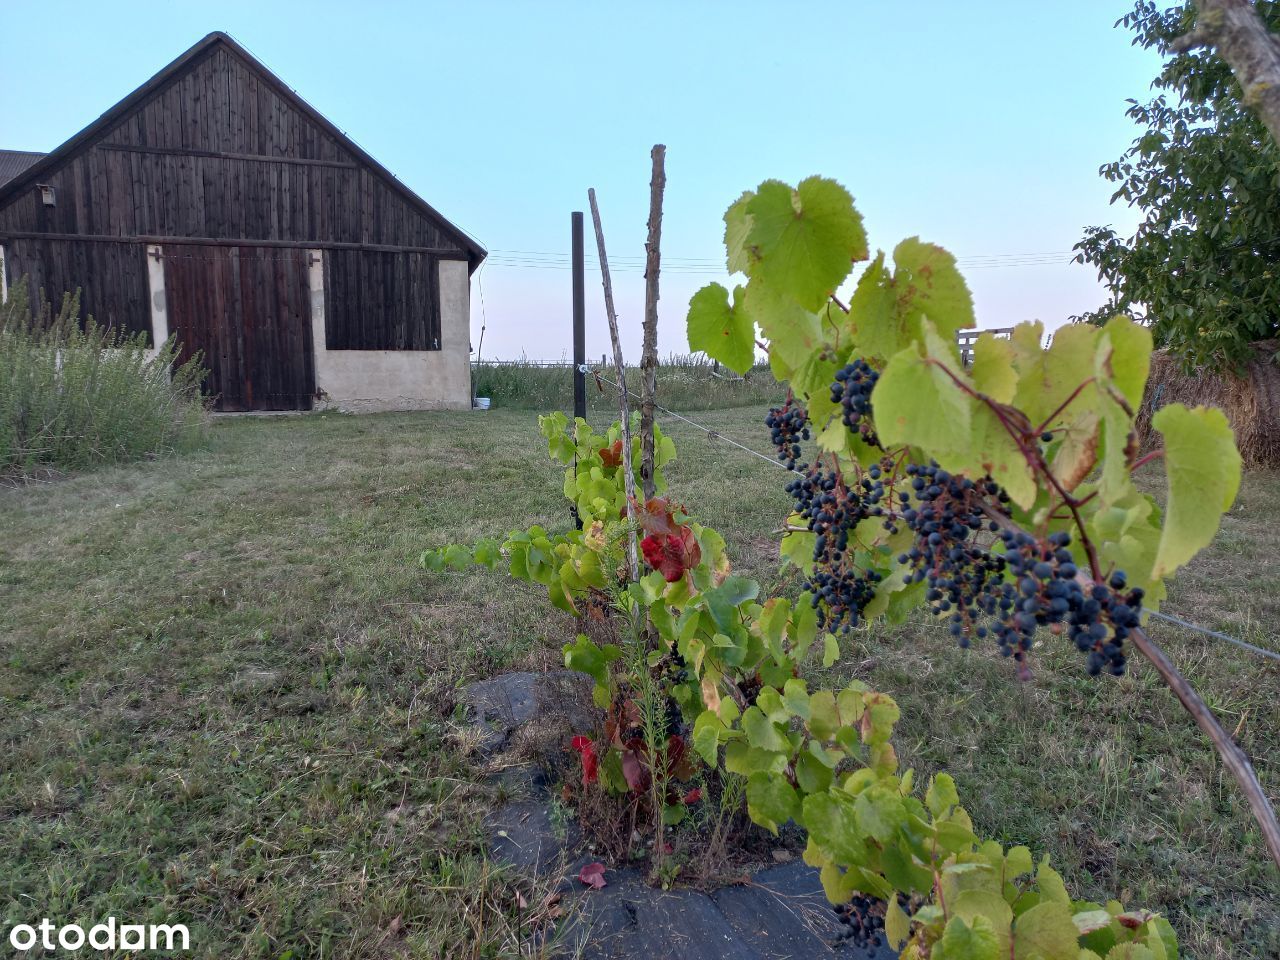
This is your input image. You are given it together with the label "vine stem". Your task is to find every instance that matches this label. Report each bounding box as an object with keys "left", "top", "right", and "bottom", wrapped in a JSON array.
[
  {"left": 926, "top": 358, "right": 1104, "bottom": 579},
  {"left": 1130, "top": 450, "right": 1165, "bottom": 472},
  {"left": 1128, "top": 625, "right": 1280, "bottom": 869},
  {"left": 977, "top": 504, "right": 1280, "bottom": 870},
  {"left": 1033, "top": 377, "right": 1096, "bottom": 437}
]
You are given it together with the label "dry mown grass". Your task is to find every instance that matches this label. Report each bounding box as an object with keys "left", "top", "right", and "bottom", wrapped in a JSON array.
[{"left": 0, "top": 405, "right": 1275, "bottom": 958}]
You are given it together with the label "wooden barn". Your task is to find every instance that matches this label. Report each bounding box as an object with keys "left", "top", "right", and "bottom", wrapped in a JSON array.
[{"left": 0, "top": 32, "right": 485, "bottom": 412}]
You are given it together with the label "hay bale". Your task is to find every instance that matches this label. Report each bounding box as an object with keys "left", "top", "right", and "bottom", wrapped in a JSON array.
[{"left": 1136, "top": 339, "right": 1280, "bottom": 467}]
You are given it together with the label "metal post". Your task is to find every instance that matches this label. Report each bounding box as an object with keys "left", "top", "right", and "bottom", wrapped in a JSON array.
[{"left": 572, "top": 211, "right": 586, "bottom": 422}]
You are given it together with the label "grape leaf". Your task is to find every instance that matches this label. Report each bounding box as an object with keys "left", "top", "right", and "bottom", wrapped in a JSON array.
[
  {"left": 687, "top": 283, "right": 754, "bottom": 373},
  {"left": 746, "top": 771, "right": 800, "bottom": 834},
  {"left": 873, "top": 340, "right": 972, "bottom": 457},
  {"left": 970, "top": 332, "right": 1018, "bottom": 403},
  {"left": 964, "top": 401, "right": 1037, "bottom": 510},
  {"left": 847, "top": 253, "right": 901, "bottom": 360},
  {"left": 934, "top": 915, "right": 1002, "bottom": 960},
  {"left": 724, "top": 191, "right": 754, "bottom": 275},
  {"left": 890, "top": 237, "right": 975, "bottom": 341},
  {"left": 1098, "top": 315, "right": 1152, "bottom": 411},
  {"left": 885, "top": 894, "right": 911, "bottom": 950},
  {"left": 745, "top": 177, "right": 867, "bottom": 311},
  {"left": 802, "top": 793, "right": 869, "bottom": 865},
  {"left": 1012, "top": 901, "right": 1079, "bottom": 960},
  {"left": 1151, "top": 404, "right": 1241, "bottom": 578},
  {"left": 741, "top": 704, "right": 788, "bottom": 753},
  {"left": 1013, "top": 322, "right": 1099, "bottom": 431},
  {"left": 926, "top": 772, "right": 959, "bottom": 816},
  {"left": 744, "top": 280, "right": 823, "bottom": 381},
  {"left": 692, "top": 709, "right": 725, "bottom": 766}
]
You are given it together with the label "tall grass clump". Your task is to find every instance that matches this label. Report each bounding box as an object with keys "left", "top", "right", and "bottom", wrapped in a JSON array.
[
  {"left": 0, "top": 282, "right": 207, "bottom": 478},
  {"left": 472, "top": 353, "right": 783, "bottom": 413}
]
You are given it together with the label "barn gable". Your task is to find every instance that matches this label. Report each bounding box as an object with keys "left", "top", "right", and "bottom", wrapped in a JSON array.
[
  {"left": 0, "top": 33, "right": 483, "bottom": 262},
  {"left": 0, "top": 32, "right": 482, "bottom": 413}
]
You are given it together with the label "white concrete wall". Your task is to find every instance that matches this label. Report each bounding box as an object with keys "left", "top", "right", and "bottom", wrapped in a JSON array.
[
  {"left": 310, "top": 252, "right": 473, "bottom": 413},
  {"left": 143, "top": 244, "right": 168, "bottom": 360}
]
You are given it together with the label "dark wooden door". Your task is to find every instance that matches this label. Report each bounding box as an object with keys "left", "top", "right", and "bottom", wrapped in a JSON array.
[{"left": 164, "top": 245, "right": 314, "bottom": 411}]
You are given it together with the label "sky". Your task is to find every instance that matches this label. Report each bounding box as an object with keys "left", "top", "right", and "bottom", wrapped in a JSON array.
[{"left": 0, "top": 1, "right": 1166, "bottom": 361}]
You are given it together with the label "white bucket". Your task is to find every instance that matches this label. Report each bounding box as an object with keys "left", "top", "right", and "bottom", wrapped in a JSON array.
[{"left": 473, "top": 397, "right": 491, "bottom": 410}]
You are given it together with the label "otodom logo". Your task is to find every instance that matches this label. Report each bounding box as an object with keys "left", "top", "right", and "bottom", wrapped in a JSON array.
[{"left": 8, "top": 918, "right": 189, "bottom": 952}]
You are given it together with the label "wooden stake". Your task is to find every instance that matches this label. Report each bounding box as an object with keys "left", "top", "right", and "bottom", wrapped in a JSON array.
[
  {"left": 639, "top": 145, "right": 666, "bottom": 500},
  {"left": 587, "top": 187, "right": 640, "bottom": 582}
]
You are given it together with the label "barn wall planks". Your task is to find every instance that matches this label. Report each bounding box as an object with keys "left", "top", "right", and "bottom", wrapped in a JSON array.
[
  {"left": 0, "top": 46, "right": 470, "bottom": 254},
  {"left": 163, "top": 245, "right": 314, "bottom": 411},
  {"left": 2, "top": 238, "right": 151, "bottom": 340},
  {"left": 0, "top": 38, "right": 470, "bottom": 369},
  {"left": 323, "top": 249, "right": 441, "bottom": 350}
]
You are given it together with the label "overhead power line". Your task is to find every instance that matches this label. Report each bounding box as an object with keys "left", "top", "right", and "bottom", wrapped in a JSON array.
[{"left": 483, "top": 247, "right": 1076, "bottom": 275}]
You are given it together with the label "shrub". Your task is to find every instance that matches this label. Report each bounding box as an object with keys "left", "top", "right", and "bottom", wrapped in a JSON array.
[
  {"left": 0, "top": 282, "right": 207, "bottom": 478},
  {"left": 471, "top": 354, "right": 781, "bottom": 412}
]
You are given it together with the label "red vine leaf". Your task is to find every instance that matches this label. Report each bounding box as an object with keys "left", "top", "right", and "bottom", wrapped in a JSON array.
[
  {"left": 666, "top": 734, "right": 697, "bottom": 780},
  {"left": 578, "top": 862, "right": 608, "bottom": 890},
  {"left": 621, "top": 741, "right": 652, "bottom": 793},
  {"left": 682, "top": 787, "right": 702, "bottom": 805},
  {"left": 634, "top": 497, "right": 682, "bottom": 537},
  {"left": 569, "top": 735, "right": 598, "bottom": 786},
  {"left": 599, "top": 439, "right": 624, "bottom": 469},
  {"left": 640, "top": 526, "right": 702, "bottom": 582}
]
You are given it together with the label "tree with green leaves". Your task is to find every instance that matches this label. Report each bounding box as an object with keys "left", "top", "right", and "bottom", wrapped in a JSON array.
[{"left": 1074, "top": 0, "right": 1280, "bottom": 370}]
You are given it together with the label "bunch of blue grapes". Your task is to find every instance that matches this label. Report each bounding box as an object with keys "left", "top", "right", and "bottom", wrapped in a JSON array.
[
  {"left": 896, "top": 461, "right": 1141, "bottom": 675},
  {"left": 830, "top": 359, "right": 880, "bottom": 445},
  {"left": 766, "top": 398, "right": 809, "bottom": 470},
  {"left": 767, "top": 399, "right": 888, "bottom": 632},
  {"left": 832, "top": 894, "right": 886, "bottom": 950},
  {"left": 788, "top": 461, "right": 887, "bottom": 633},
  {"left": 770, "top": 365, "right": 1143, "bottom": 675}
]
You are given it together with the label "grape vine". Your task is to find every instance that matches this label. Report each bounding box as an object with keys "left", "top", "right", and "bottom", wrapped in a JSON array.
[{"left": 422, "top": 174, "right": 1257, "bottom": 959}]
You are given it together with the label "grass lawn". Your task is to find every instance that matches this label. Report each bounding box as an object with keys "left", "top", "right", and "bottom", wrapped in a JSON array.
[{"left": 1, "top": 405, "right": 1276, "bottom": 959}]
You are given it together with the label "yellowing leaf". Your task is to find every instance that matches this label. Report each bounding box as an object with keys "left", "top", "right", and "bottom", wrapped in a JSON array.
[
  {"left": 885, "top": 894, "right": 911, "bottom": 950},
  {"left": 1098, "top": 316, "right": 1152, "bottom": 410},
  {"left": 970, "top": 332, "right": 1018, "bottom": 403},
  {"left": 1151, "top": 404, "right": 1242, "bottom": 579},
  {"left": 891, "top": 237, "right": 976, "bottom": 341},
  {"left": 1048, "top": 408, "right": 1100, "bottom": 493},
  {"left": 1012, "top": 901, "right": 1081, "bottom": 960},
  {"left": 873, "top": 340, "right": 973, "bottom": 457}
]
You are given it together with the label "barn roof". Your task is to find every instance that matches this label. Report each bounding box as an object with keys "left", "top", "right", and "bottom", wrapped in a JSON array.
[
  {"left": 0, "top": 32, "right": 486, "bottom": 269},
  {"left": 0, "top": 150, "right": 47, "bottom": 187}
]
